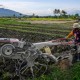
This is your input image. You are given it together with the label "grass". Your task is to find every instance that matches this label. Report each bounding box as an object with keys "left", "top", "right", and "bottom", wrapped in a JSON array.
[
  {"left": 27, "top": 62, "right": 80, "bottom": 80},
  {"left": 20, "top": 17, "right": 73, "bottom": 21}
]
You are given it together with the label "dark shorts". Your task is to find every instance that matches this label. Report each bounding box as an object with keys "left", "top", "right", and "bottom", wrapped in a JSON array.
[
  {"left": 72, "top": 53, "right": 80, "bottom": 63},
  {"left": 73, "top": 39, "right": 80, "bottom": 63}
]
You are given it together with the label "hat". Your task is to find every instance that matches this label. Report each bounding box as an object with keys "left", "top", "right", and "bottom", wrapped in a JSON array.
[{"left": 73, "top": 23, "right": 80, "bottom": 28}]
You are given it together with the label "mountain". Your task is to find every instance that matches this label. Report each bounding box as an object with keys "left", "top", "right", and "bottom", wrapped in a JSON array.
[
  {"left": 67, "top": 10, "right": 80, "bottom": 15},
  {"left": 0, "top": 8, "right": 26, "bottom": 17}
]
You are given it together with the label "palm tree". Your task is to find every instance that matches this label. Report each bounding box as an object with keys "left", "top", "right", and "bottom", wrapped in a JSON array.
[
  {"left": 61, "top": 10, "right": 67, "bottom": 16},
  {"left": 53, "top": 9, "right": 60, "bottom": 16}
]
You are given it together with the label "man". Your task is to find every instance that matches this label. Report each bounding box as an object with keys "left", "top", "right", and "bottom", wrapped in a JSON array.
[
  {"left": 66, "top": 23, "right": 80, "bottom": 62},
  {"left": 66, "top": 23, "right": 80, "bottom": 43}
]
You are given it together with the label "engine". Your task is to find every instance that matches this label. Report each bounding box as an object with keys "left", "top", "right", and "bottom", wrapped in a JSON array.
[{"left": 0, "top": 38, "right": 39, "bottom": 60}]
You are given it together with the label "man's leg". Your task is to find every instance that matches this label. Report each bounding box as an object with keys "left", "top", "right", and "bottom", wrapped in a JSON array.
[{"left": 72, "top": 45, "right": 77, "bottom": 63}]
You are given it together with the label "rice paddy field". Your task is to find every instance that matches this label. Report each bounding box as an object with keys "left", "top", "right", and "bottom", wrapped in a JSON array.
[
  {"left": 0, "top": 18, "right": 80, "bottom": 80},
  {"left": 0, "top": 18, "right": 74, "bottom": 42}
]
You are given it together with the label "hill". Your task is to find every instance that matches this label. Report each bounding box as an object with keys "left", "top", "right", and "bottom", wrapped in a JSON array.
[
  {"left": 67, "top": 10, "right": 80, "bottom": 15},
  {"left": 0, "top": 8, "right": 26, "bottom": 17}
]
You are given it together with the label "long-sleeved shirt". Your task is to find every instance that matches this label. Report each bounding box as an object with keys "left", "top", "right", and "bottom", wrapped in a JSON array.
[{"left": 66, "top": 30, "right": 74, "bottom": 39}]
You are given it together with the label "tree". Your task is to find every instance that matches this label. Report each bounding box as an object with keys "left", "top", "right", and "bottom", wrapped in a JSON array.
[
  {"left": 13, "top": 14, "right": 16, "bottom": 18},
  {"left": 19, "top": 13, "right": 22, "bottom": 17},
  {"left": 74, "top": 13, "right": 80, "bottom": 21},
  {"left": 61, "top": 10, "right": 67, "bottom": 16},
  {"left": 53, "top": 9, "right": 60, "bottom": 16},
  {"left": 32, "top": 13, "right": 35, "bottom": 17},
  {"left": 53, "top": 9, "right": 68, "bottom": 18},
  {"left": 75, "top": 13, "right": 79, "bottom": 18}
]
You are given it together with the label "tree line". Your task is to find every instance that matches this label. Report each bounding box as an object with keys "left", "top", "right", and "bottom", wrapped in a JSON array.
[
  {"left": 25, "top": 9, "right": 80, "bottom": 20},
  {"left": 53, "top": 9, "right": 79, "bottom": 19},
  {"left": 1, "top": 9, "right": 80, "bottom": 20}
]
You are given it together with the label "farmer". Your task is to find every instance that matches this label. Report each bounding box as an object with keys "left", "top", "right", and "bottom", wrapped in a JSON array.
[{"left": 66, "top": 23, "right": 80, "bottom": 62}]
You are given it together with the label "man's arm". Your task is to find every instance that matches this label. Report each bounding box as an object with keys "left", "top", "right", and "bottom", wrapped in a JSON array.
[{"left": 66, "top": 30, "right": 73, "bottom": 39}]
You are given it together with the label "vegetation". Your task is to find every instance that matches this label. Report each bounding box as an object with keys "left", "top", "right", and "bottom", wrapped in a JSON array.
[
  {"left": 53, "top": 9, "right": 67, "bottom": 17},
  {"left": 1, "top": 62, "right": 80, "bottom": 80},
  {"left": 0, "top": 18, "right": 72, "bottom": 36},
  {"left": 28, "top": 62, "right": 80, "bottom": 80}
]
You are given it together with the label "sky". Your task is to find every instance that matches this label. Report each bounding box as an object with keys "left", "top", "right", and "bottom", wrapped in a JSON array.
[{"left": 0, "top": 0, "right": 80, "bottom": 16}]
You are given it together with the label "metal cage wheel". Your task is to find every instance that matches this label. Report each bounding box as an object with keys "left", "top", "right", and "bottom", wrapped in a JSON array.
[{"left": 19, "top": 56, "right": 48, "bottom": 79}]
